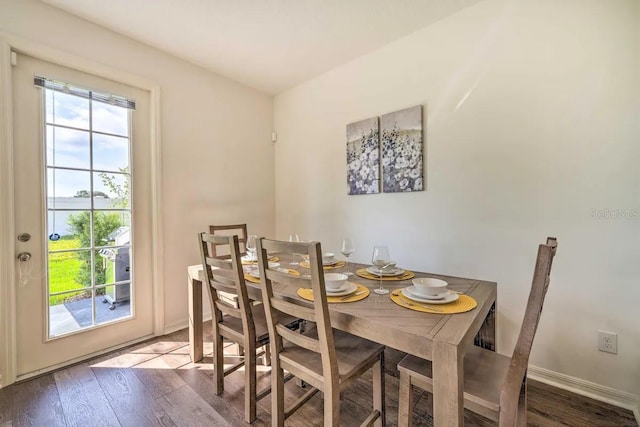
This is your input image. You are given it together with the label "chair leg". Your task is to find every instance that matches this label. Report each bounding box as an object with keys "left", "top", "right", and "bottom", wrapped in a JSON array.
[
  {"left": 244, "top": 342, "right": 257, "bottom": 423},
  {"left": 262, "top": 343, "right": 271, "bottom": 366},
  {"left": 516, "top": 378, "right": 527, "bottom": 427},
  {"left": 271, "top": 345, "right": 285, "bottom": 427},
  {"left": 372, "top": 353, "right": 385, "bottom": 427},
  {"left": 398, "top": 370, "right": 414, "bottom": 427},
  {"left": 213, "top": 328, "right": 224, "bottom": 395},
  {"left": 323, "top": 384, "right": 340, "bottom": 426}
]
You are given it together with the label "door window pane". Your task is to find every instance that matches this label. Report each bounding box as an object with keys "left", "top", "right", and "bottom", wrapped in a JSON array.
[
  {"left": 93, "top": 172, "right": 130, "bottom": 209},
  {"left": 95, "top": 247, "right": 130, "bottom": 286},
  {"left": 92, "top": 102, "right": 128, "bottom": 136},
  {"left": 46, "top": 90, "right": 90, "bottom": 130},
  {"left": 93, "top": 134, "right": 129, "bottom": 172},
  {"left": 47, "top": 212, "right": 87, "bottom": 250},
  {"left": 48, "top": 249, "right": 91, "bottom": 294},
  {"left": 48, "top": 169, "right": 91, "bottom": 209},
  {"left": 46, "top": 126, "right": 90, "bottom": 169}
]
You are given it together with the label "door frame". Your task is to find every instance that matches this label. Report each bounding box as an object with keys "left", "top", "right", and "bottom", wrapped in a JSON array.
[{"left": 0, "top": 33, "right": 165, "bottom": 388}]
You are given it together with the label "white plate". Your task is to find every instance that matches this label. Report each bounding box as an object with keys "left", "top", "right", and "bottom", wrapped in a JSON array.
[
  {"left": 325, "top": 282, "right": 358, "bottom": 296},
  {"left": 323, "top": 258, "right": 339, "bottom": 266},
  {"left": 247, "top": 262, "right": 280, "bottom": 278},
  {"left": 405, "top": 285, "right": 448, "bottom": 300},
  {"left": 401, "top": 288, "right": 459, "bottom": 304},
  {"left": 366, "top": 266, "right": 405, "bottom": 276}
]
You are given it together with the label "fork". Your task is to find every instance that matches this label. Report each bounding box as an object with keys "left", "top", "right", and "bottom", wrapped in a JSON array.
[{"left": 340, "top": 290, "right": 367, "bottom": 301}]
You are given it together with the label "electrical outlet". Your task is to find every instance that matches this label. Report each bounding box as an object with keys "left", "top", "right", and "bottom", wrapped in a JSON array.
[{"left": 598, "top": 331, "right": 617, "bottom": 354}]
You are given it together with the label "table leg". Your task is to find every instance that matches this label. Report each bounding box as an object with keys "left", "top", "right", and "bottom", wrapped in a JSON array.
[
  {"left": 189, "top": 276, "right": 204, "bottom": 362},
  {"left": 432, "top": 341, "right": 464, "bottom": 426}
]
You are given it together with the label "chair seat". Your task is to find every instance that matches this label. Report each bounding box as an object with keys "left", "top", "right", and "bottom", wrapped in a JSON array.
[
  {"left": 221, "top": 303, "right": 300, "bottom": 346},
  {"left": 398, "top": 345, "right": 511, "bottom": 415},
  {"left": 281, "top": 326, "right": 385, "bottom": 389}
]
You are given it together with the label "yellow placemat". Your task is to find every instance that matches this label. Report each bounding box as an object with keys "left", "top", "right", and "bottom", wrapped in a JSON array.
[
  {"left": 299, "top": 260, "right": 346, "bottom": 270},
  {"left": 356, "top": 268, "right": 415, "bottom": 281},
  {"left": 241, "top": 256, "right": 279, "bottom": 265},
  {"left": 244, "top": 268, "right": 300, "bottom": 284},
  {"left": 390, "top": 290, "right": 477, "bottom": 314},
  {"left": 297, "top": 283, "right": 369, "bottom": 303}
]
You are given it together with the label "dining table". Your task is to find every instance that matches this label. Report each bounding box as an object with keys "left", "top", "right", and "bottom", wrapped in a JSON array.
[{"left": 187, "top": 255, "right": 497, "bottom": 427}]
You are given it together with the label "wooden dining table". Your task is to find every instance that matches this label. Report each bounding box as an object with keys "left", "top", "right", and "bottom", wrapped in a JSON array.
[{"left": 187, "top": 258, "right": 497, "bottom": 427}]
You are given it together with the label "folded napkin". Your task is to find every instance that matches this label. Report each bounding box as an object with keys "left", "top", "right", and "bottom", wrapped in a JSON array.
[
  {"left": 297, "top": 283, "right": 369, "bottom": 303},
  {"left": 355, "top": 268, "right": 415, "bottom": 281}
]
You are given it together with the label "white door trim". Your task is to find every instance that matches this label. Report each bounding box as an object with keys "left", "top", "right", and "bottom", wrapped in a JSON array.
[{"left": 0, "top": 32, "right": 164, "bottom": 388}]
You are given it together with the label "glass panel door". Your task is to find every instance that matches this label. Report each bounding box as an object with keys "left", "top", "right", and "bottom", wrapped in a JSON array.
[{"left": 46, "top": 88, "right": 133, "bottom": 337}]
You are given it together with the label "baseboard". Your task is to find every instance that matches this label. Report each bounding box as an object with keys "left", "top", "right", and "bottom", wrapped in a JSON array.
[
  {"left": 528, "top": 365, "right": 640, "bottom": 425},
  {"left": 162, "top": 311, "right": 212, "bottom": 336}
]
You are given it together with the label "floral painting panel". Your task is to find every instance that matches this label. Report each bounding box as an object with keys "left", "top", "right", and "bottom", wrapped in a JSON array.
[
  {"left": 381, "top": 105, "right": 423, "bottom": 193},
  {"left": 346, "top": 117, "right": 380, "bottom": 195}
]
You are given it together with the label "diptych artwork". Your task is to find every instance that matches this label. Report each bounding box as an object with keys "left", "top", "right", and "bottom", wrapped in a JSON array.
[
  {"left": 346, "top": 116, "right": 380, "bottom": 195},
  {"left": 380, "top": 105, "right": 423, "bottom": 193},
  {"left": 346, "top": 105, "right": 423, "bottom": 195}
]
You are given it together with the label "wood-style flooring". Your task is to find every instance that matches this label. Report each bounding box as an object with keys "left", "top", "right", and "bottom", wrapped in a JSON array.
[{"left": 0, "top": 325, "right": 637, "bottom": 426}]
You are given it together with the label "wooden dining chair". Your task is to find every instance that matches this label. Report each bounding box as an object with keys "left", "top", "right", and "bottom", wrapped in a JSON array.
[
  {"left": 198, "top": 232, "right": 301, "bottom": 423},
  {"left": 256, "top": 238, "right": 386, "bottom": 427},
  {"left": 209, "top": 223, "right": 249, "bottom": 258},
  {"left": 397, "top": 237, "right": 558, "bottom": 427}
]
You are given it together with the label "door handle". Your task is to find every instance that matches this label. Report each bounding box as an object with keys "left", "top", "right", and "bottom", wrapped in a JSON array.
[{"left": 17, "top": 252, "right": 32, "bottom": 262}]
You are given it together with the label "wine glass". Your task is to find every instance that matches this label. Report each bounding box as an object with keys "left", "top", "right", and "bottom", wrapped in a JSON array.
[
  {"left": 246, "top": 235, "right": 257, "bottom": 261},
  {"left": 371, "top": 245, "right": 391, "bottom": 295},
  {"left": 340, "top": 238, "right": 355, "bottom": 276},
  {"left": 288, "top": 233, "right": 300, "bottom": 265}
]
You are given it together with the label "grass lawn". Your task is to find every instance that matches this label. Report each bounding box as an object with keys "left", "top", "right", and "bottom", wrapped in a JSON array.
[
  {"left": 48, "top": 237, "right": 87, "bottom": 305},
  {"left": 48, "top": 236, "right": 120, "bottom": 305}
]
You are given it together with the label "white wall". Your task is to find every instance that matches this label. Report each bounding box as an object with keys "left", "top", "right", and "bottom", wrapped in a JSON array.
[
  {"left": 275, "top": 0, "right": 640, "bottom": 398},
  {"left": 0, "top": 0, "right": 275, "bottom": 330}
]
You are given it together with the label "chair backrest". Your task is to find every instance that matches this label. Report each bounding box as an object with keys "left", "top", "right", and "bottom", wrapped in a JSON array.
[
  {"left": 256, "top": 238, "right": 339, "bottom": 387},
  {"left": 209, "top": 224, "right": 249, "bottom": 258},
  {"left": 199, "top": 232, "right": 255, "bottom": 340},
  {"left": 500, "top": 237, "right": 558, "bottom": 417}
]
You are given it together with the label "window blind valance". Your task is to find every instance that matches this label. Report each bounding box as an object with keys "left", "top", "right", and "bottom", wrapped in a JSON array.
[{"left": 34, "top": 76, "right": 136, "bottom": 110}]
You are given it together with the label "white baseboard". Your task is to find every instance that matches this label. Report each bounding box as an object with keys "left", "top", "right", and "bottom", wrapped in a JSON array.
[
  {"left": 528, "top": 365, "right": 640, "bottom": 425},
  {"left": 162, "top": 311, "right": 212, "bottom": 336}
]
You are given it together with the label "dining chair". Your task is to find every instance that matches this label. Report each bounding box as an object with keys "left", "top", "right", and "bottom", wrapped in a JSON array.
[
  {"left": 397, "top": 237, "right": 558, "bottom": 427},
  {"left": 198, "top": 232, "right": 301, "bottom": 423},
  {"left": 256, "top": 237, "right": 386, "bottom": 427},
  {"left": 209, "top": 223, "right": 249, "bottom": 258}
]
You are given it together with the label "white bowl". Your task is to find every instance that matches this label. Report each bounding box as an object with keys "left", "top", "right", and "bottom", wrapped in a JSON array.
[
  {"left": 412, "top": 278, "right": 448, "bottom": 296},
  {"left": 322, "top": 252, "right": 336, "bottom": 264},
  {"left": 324, "top": 273, "right": 348, "bottom": 291}
]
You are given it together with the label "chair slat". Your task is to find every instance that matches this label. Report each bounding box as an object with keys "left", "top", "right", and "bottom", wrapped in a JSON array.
[
  {"left": 276, "top": 324, "right": 320, "bottom": 353},
  {"left": 271, "top": 298, "right": 316, "bottom": 322},
  {"left": 215, "top": 301, "right": 242, "bottom": 319},
  {"left": 207, "top": 257, "right": 233, "bottom": 270}
]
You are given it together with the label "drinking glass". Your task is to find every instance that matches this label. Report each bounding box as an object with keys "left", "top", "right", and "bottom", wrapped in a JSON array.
[
  {"left": 288, "top": 233, "right": 300, "bottom": 265},
  {"left": 371, "top": 245, "right": 391, "bottom": 295},
  {"left": 340, "top": 238, "right": 355, "bottom": 276},
  {"left": 246, "top": 235, "right": 257, "bottom": 261}
]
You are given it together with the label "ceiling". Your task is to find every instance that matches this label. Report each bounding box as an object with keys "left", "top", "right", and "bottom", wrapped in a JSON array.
[{"left": 41, "top": 0, "right": 481, "bottom": 94}]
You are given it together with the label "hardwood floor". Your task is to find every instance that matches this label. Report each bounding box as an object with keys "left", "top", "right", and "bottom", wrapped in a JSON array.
[{"left": 1, "top": 325, "right": 637, "bottom": 426}]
